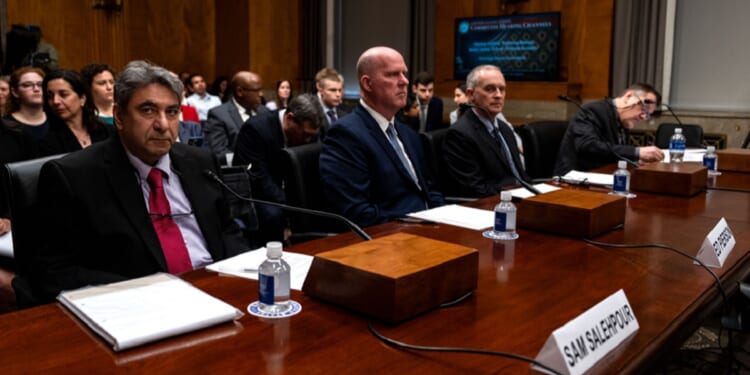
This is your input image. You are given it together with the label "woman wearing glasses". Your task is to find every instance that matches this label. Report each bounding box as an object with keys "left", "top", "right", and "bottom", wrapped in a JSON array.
[
  {"left": 38, "top": 69, "right": 113, "bottom": 156},
  {"left": 4, "top": 67, "right": 49, "bottom": 141}
]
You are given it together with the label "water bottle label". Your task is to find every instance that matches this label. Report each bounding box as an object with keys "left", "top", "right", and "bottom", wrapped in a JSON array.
[
  {"left": 494, "top": 212, "right": 507, "bottom": 231},
  {"left": 669, "top": 139, "right": 686, "bottom": 151},
  {"left": 703, "top": 157, "right": 716, "bottom": 171},
  {"left": 259, "top": 274, "right": 274, "bottom": 304},
  {"left": 613, "top": 175, "right": 627, "bottom": 192}
]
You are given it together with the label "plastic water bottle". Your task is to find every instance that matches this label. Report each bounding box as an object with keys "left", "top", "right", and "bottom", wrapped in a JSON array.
[
  {"left": 703, "top": 146, "right": 720, "bottom": 176},
  {"left": 669, "top": 128, "right": 686, "bottom": 163},
  {"left": 488, "top": 191, "right": 518, "bottom": 240},
  {"left": 612, "top": 160, "right": 630, "bottom": 196},
  {"left": 258, "top": 241, "right": 291, "bottom": 314}
]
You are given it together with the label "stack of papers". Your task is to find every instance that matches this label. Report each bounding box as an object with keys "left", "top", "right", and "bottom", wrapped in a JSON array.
[
  {"left": 58, "top": 273, "right": 242, "bottom": 352},
  {"left": 559, "top": 170, "right": 613, "bottom": 187},
  {"left": 206, "top": 248, "right": 314, "bottom": 291},
  {"left": 408, "top": 204, "right": 494, "bottom": 230},
  {"left": 507, "top": 183, "right": 561, "bottom": 199}
]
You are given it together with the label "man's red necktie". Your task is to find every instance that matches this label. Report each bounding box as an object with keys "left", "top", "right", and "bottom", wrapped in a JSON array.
[{"left": 147, "top": 168, "right": 192, "bottom": 274}]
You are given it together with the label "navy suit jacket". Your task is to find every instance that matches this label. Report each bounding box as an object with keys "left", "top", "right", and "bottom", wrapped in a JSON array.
[
  {"left": 320, "top": 104, "right": 444, "bottom": 227},
  {"left": 31, "top": 136, "right": 248, "bottom": 301},
  {"left": 443, "top": 109, "right": 530, "bottom": 198},
  {"left": 422, "top": 96, "right": 445, "bottom": 132},
  {"left": 233, "top": 110, "right": 286, "bottom": 203}
]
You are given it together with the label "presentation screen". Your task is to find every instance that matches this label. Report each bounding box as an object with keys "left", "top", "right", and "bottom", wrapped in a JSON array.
[{"left": 454, "top": 12, "right": 560, "bottom": 81}]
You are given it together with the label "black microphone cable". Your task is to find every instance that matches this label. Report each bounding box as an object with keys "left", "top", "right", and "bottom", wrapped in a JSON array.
[
  {"left": 203, "top": 169, "right": 372, "bottom": 241},
  {"left": 580, "top": 238, "right": 736, "bottom": 372}
]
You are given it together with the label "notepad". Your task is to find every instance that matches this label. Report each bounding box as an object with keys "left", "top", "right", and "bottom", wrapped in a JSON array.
[
  {"left": 206, "top": 247, "right": 314, "bottom": 291},
  {"left": 57, "top": 273, "right": 242, "bottom": 352},
  {"left": 408, "top": 204, "right": 494, "bottom": 230}
]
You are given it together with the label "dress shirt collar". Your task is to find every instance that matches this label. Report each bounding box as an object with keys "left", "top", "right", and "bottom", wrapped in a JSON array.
[
  {"left": 232, "top": 96, "right": 253, "bottom": 122},
  {"left": 125, "top": 149, "right": 174, "bottom": 185},
  {"left": 318, "top": 93, "right": 336, "bottom": 113},
  {"left": 360, "top": 99, "right": 392, "bottom": 134},
  {"left": 278, "top": 109, "right": 288, "bottom": 146}
]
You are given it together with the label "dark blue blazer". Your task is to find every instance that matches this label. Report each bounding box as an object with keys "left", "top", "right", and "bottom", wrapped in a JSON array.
[{"left": 320, "top": 104, "right": 444, "bottom": 227}]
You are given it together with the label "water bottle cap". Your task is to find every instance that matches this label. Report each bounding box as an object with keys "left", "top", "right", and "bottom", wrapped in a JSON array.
[
  {"left": 707, "top": 146, "right": 715, "bottom": 152},
  {"left": 675, "top": 128, "right": 682, "bottom": 134},
  {"left": 266, "top": 241, "right": 283, "bottom": 258},
  {"left": 617, "top": 160, "right": 627, "bottom": 169},
  {"left": 500, "top": 191, "right": 512, "bottom": 201}
]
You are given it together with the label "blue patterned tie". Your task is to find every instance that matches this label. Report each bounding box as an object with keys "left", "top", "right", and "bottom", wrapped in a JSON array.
[
  {"left": 493, "top": 121, "right": 523, "bottom": 184},
  {"left": 386, "top": 123, "right": 419, "bottom": 187}
]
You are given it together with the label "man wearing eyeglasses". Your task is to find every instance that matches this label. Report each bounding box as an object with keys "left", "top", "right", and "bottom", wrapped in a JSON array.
[
  {"left": 554, "top": 83, "right": 665, "bottom": 176},
  {"left": 204, "top": 71, "right": 268, "bottom": 164},
  {"left": 26, "top": 61, "right": 248, "bottom": 304}
]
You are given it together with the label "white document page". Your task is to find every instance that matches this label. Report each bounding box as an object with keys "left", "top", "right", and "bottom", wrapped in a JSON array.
[
  {"left": 662, "top": 148, "right": 706, "bottom": 163},
  {"left": 408, "top": 204, "right": 494, "bottom": 230},
  {"left": 206, "top": 248, "right": 313, "bottom": 291},
  {"left": 560, "top": 170, "right": 613, "bottom": 187},
  {"left": 57, "top": 273, "right": 242, "bottom": 352},
  {"left": 0, "top": 231, "right": 12, "bottom": 258},
  {"left": 508, "top": 183, "right": 561, "bottom": 199}
]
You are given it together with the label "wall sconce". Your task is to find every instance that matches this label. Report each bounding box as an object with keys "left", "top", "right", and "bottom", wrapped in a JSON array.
[{"left": 93, "top": 0, "right": 123, "bottom": 11}]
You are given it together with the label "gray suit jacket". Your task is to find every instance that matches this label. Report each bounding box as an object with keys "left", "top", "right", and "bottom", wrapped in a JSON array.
[{"left": 204, "top": 100, "right": 267, "bottom": 162}]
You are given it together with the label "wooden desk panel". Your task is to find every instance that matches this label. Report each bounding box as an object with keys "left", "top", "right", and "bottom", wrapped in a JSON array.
[{"left": 1, "top": 188, "right": 749, "bottom": 374}]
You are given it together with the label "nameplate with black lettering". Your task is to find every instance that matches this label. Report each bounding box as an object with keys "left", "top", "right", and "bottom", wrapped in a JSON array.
[
  {"left": 695, "top": 217, "right": 735, "bottom": 268},
  {"left": 533, "top": 289, "right": 639, "bottom": 375}
]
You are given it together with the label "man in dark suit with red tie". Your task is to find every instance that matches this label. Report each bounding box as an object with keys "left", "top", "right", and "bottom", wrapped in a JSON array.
[
  {"left": 27, "top": 61, "right": 247, "bottom": 303},
  {"left": 320, "top": 46, "right": 444, "bottom": 227},
  {"left": 443, "top": 65, "right": 531, "bottom": 198}
]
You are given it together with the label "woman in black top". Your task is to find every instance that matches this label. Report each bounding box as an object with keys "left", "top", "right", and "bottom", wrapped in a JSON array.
[{"left": 38, "top": 70, "right": 113, "bottom": 156}]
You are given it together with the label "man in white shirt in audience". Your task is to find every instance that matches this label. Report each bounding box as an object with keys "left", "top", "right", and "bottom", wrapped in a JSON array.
[{"left": 185, "top": 73, "right": 222, "bottom": 121}]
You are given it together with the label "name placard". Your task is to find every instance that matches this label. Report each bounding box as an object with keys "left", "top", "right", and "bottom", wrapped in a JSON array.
[
  {"left": 533, "top": 289, "right": 639, "bottom": 375},
  {"left": 695, "top": 217, "right": 735, "bottom": 268}
]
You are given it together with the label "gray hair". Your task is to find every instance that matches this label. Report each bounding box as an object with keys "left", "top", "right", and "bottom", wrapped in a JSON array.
[
  {"left": 114, "top": 60, "right": 183, "bottom": 109},
  {"left": 466, "top": 65, "right": 501, "bottom": 89},
  {"left": 286, "top": 93, "right": 325, "bottom": 129}
]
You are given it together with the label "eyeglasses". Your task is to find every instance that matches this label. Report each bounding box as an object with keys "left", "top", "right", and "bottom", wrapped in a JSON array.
[
  {"left": 633, "top": 93, "right": 657, "bottom": 120},
  {"left": 19, "top": 81, "right": 43, "bottom": 89}
]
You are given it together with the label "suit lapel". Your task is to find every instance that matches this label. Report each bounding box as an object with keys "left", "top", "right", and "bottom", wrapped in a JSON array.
[
  {"left": 102, "top": 139, "right": 168, "bottom": 270},
  {"left": 227, "top": 104, "right": 244, "bottom": 131},
  {"left": 359, "top": 107, "right": 420, "bottom": 189}
]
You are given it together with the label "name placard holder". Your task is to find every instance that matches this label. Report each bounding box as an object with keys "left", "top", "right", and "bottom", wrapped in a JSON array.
[
  {"left": 533, "top": 289, "right": 639, "bottom": 375},
  {"left": 695, "top": 217, "right": 735, "bottom": 268}
]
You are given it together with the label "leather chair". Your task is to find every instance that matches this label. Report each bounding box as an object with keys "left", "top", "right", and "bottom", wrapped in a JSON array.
[
  {"left": 654, "top": 123, "right": 704, "bottom": 149},
  {"left": 419, "top": 128, "right": 463, "bottom": 198},
  {"left": 518, "top": 120, "right": 569, "bottom": 180},
  {"left": 280, "top": 142, "right": 347, "bottom": 242},
  {"left": 2, "top": 154, "right": 66, "bottom": 307}
]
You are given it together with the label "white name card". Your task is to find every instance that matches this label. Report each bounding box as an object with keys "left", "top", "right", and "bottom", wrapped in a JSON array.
[
  {"left": 533, "top": 289, "right": 639, "bottom": 375},
  {"left": 695, "top": 217, "right": 735, "bottom": 268}
]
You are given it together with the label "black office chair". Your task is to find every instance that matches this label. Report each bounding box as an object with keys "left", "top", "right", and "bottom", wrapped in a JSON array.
[
  {"left": 518, "top": 120, "right": 569, "bottom": 181},
  {"left": 2, "top": 154, "right": 66, "bottom": 308},
  {"left": 419, "top": 128, "right": 471, "bottom": 201},
  {"left": 280, "top": 142, "right": 347, "bottom": 242},
  {"left": 654, "top": 123, "right": 704, "bottom": 149}
]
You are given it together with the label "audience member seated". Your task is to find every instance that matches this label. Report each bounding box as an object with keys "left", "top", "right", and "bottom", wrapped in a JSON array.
[
  {"left": 0, "top": 119, "right": 37, "bottom": 164},
  {"left": 443, "top": 65, "right": 530, "bottom": 198},
  {"left": 209, "top": 75, "right": 229, "bottom": 103},
  {"left": 4, "top": 67, "right": 49, "bottom": 141},
  {"left": 315, "top": 68, "right": 349, "bottom": 132},
  {"left": 449, "top": 82, "right": 468, "bottom": 125},
  {"left": 27, "top": 60, "right": 247, "bottom": 303},
  {"left": 320, "top": 46, "right": 444, "bottom": 227},
  {"left": 554, "top": 83, "right": 664, "bottom": 175},
  {"left": 204, "top": 71, "right": 267, "bottom": 163},
  {"left": 0, "top": 75, "right": 10, "bottom": 117},
  {"left": 81, "top": 63, "right": 116, "bottom": 125},
  {"left": 265, "top": 79, "right": 292, "bottom": 111},
  {"left": 38, "top": 70, "right": 114, "bottom": 156},
  {"left": 184, "top": 73, "right": 221, "bottom": 121},
  {"left": 234, "top": 93, "right": 324, "bottom": 243},
  {"left": 396, "top": 92, "right": 420, "bottom": 132},
  {"left": 412, "top": 71, "right": 445, "bottom": 132}
]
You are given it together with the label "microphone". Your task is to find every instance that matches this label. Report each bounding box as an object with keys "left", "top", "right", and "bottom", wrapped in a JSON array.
[
  {"left": 203, "top": 169, "right": 372, "bottom": 241},
  {"left": 660, "top": 103, "right": 683, "bottom": 126},
  {"left": 557, "top": 94, "right": 640, "bottom": 169},
  {"left": 464, "top": 103, "right": 541, "bottom": 195}
]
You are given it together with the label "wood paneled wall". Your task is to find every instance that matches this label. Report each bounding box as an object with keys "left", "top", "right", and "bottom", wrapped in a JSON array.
[
  {"left": 435, "top": 0, "right": 614, "bottom": 100},
  {"left": 7, "top": 0, "right": 608, "bottom": 100},
  {"left": 6, "top": 0, "right": 300, "bottom": 92}
]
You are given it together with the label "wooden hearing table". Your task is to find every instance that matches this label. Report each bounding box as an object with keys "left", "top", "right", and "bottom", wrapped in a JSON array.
[{"left": 1, "top": 185, "right": 750, "bottom": 374}]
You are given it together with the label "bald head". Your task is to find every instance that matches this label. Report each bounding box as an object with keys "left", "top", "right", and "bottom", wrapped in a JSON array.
[
  {"left": 356, "top": 46, "right": 409, "bottom": 118},
  {"left": 231, "top": 71, "right": 263, "bottom": 111}
]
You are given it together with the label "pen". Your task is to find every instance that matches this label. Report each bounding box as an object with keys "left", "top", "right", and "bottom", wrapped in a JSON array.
[
  {"left": 397, "top": 217, "right": 438, "bottom": 225},
  {"left": 218, "top": 266, "right": 258, "bottom": 274}
]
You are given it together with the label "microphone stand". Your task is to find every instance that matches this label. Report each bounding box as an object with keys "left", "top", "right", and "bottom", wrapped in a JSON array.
[{"left": 204, "top": 169, "right": 372, "bottom": 241}]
